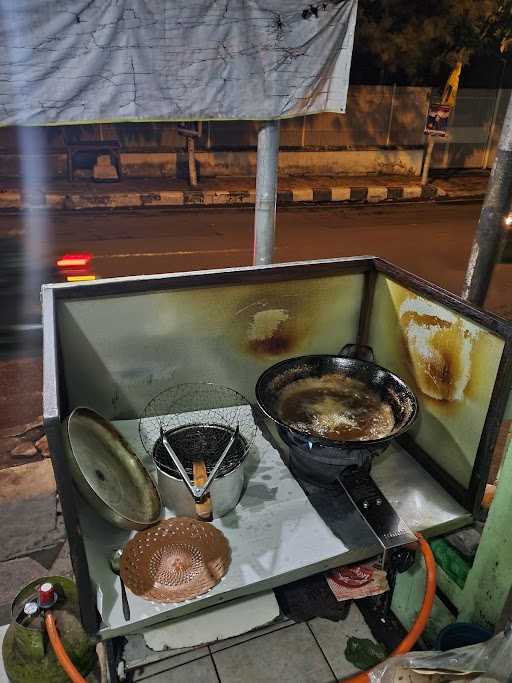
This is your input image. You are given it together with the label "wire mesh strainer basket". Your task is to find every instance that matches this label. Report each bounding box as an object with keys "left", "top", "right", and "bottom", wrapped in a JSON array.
[{"left": 139, "top": 383, "right": 257, "bottom": 479}]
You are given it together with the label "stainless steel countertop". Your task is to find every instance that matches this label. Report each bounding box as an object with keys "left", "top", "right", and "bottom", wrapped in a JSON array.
[{"left": 73, "top": 408, "right": 470, "bottom": 640}]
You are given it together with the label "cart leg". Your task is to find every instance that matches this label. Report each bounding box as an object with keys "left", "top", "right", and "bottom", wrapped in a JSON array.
[{"left": 105, "top": 638, "right": 123, "bottom": 683}]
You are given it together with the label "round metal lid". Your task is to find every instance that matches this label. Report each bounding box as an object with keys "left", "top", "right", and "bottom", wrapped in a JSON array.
[{"left": 66, "top": 407, "right": 161, "bottom": 530}]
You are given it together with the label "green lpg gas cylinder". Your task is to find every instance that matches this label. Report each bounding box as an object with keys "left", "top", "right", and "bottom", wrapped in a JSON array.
[{"left": 2, "top": 576, "right": 97, "bottom": 683}]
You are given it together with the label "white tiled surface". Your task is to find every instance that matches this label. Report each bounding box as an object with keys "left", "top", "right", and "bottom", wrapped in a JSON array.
[
  {"left": 124, "top": 603, "right": 384, "bottom": 683},
  {"left": 140, "top": 655, "right": 219, "bottom": 683},
  {"left": 213, "top": 622, "right": 335, "bottom": 683},
  {"left": 309, "top": 605, "right": 375, "bottom": 679},
  {"left": 208, "top": 618, "right": 291, "bottom": 653},
  {"left": 0, "top": 604, "right": 392, "bottom": 683},
  {"left": 132, "top": 646, "right": 210, "bottom": 681}
]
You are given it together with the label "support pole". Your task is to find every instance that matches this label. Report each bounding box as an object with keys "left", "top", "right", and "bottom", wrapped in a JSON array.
[
  {"left": 187, "top": 136, "right": 198, "bottom": 187},
  {"left": 386, "top": 83, "right": 397, "bottom": 146},
  {"left": 253, "top": 120, "right": 280, "bottom": 266},
  {"left": 421, "top": 137, "right": 434, "bottom": 186},
  {"left": 462, "top": 92, "right": 512, "bottom": 306},
  {"left": 483, "top": 88, "right": 503, "bottom": 170}
]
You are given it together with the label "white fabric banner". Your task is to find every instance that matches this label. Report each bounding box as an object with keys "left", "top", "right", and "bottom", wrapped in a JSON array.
[{"left": 0, "top": 0, "right": 357, "bottom": 126}]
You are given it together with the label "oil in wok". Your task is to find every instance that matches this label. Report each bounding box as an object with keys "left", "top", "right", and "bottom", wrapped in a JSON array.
[{"left": 276, "top": 374, "right": 395, "bottom": 441}]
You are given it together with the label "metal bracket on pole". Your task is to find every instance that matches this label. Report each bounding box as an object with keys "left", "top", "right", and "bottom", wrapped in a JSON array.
[
  {"left": 253, "top": 120, "right": 280, "bottom": 266},
  {"left": 462, "top": 92, "right": 512, "bottom": 306}
]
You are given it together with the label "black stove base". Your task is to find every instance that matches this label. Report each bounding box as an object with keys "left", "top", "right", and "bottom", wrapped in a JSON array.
[
  {"left": 289, "top": 452, "right": 372, "bottom": 489},
  {"left": 295, "top": 474, "right": 379, "bottom": 549},
  {"left": 338, "top": 469, "right": 417, "bottom": 550},
  {"left": 289, "top": 448, "right": 416, "bottom": 551}
]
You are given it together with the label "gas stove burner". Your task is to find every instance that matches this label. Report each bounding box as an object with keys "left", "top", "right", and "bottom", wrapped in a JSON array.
[
  {"left": 153, "top": 424, "right": 247, "bottom": 479},
  {"left": 280, "top": 431, "right": 415, "bottom": 550},
  {"left": 280, "top": 425, "right": 374, "bottom": 487},
  {"left": 288, "top": 450, "right": 372, "bottom": 490}
]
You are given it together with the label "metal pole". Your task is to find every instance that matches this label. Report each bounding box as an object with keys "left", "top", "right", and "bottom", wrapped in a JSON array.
[
  {"left": 483, "top": 87, "right": 503, "bottom": 170},
  {"left": 483, "top": 61, "right": 506, "bottom": 170},
  {"left": 462, "top": 91, "right": 512, "bottom": 306},
  {"left": 187, "top": 136, "right": 198, "bottom": 187},
  {"left": 253, "top": 120, "right": 280, "bottom": 266},
  {"left": 421, "top": 137, "right": 434, "bottom": 186},
  {"left": 386, "top": 83, "right": 397, "bottom": 146}
]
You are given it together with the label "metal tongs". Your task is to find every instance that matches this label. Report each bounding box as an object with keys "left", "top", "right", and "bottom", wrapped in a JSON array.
[{"left": 160, "top": 425, "right": 239, "bottom": 502}]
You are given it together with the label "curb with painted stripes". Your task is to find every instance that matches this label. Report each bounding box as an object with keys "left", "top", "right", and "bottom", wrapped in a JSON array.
[{"left": 0, "top": 183, "right": 477, "bottom": 210}]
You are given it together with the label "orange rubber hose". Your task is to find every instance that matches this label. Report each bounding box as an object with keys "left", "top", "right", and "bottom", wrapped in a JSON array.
[
  {"left": 44, "top": 611, "right": 88, "bottom": 683},
  {"left": 340, "top": 534, "right": 436, "bottom": 683},
  {"left": 42, "top": 536, "right": 435, "bottom": 683}
]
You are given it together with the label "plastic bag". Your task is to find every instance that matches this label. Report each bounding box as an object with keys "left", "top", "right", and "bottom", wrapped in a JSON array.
[{"left": 369, "top": 631, "right": 512, "bottom": 683}]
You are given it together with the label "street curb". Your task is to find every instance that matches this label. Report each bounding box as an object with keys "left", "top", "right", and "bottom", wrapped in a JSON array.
[{"left": 0, "top": 184, "right": 483, "bottom": 210}]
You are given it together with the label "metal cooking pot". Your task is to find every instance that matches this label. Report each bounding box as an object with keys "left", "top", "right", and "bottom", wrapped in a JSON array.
[
  {"left": 255, "top": 344, "right": 418, "bottom": 484},
  {"left": 153, "top": 424, "right": 250, "bottom": 518},
  {"left": 139, "top": 383, "right": 257, "bottom": 519}
]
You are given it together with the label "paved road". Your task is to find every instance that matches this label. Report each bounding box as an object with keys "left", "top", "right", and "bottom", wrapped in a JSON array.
[
  {"left": 2, "top": 199, "right": 510, "bottom": 314},
  {"left": 2, "top": 199, "right": 512, "bottom": 460}
]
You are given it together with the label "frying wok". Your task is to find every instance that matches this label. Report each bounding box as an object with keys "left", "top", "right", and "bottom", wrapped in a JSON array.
[{"left": 255, "top": 344, "right": 418, "bottom": 484}]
